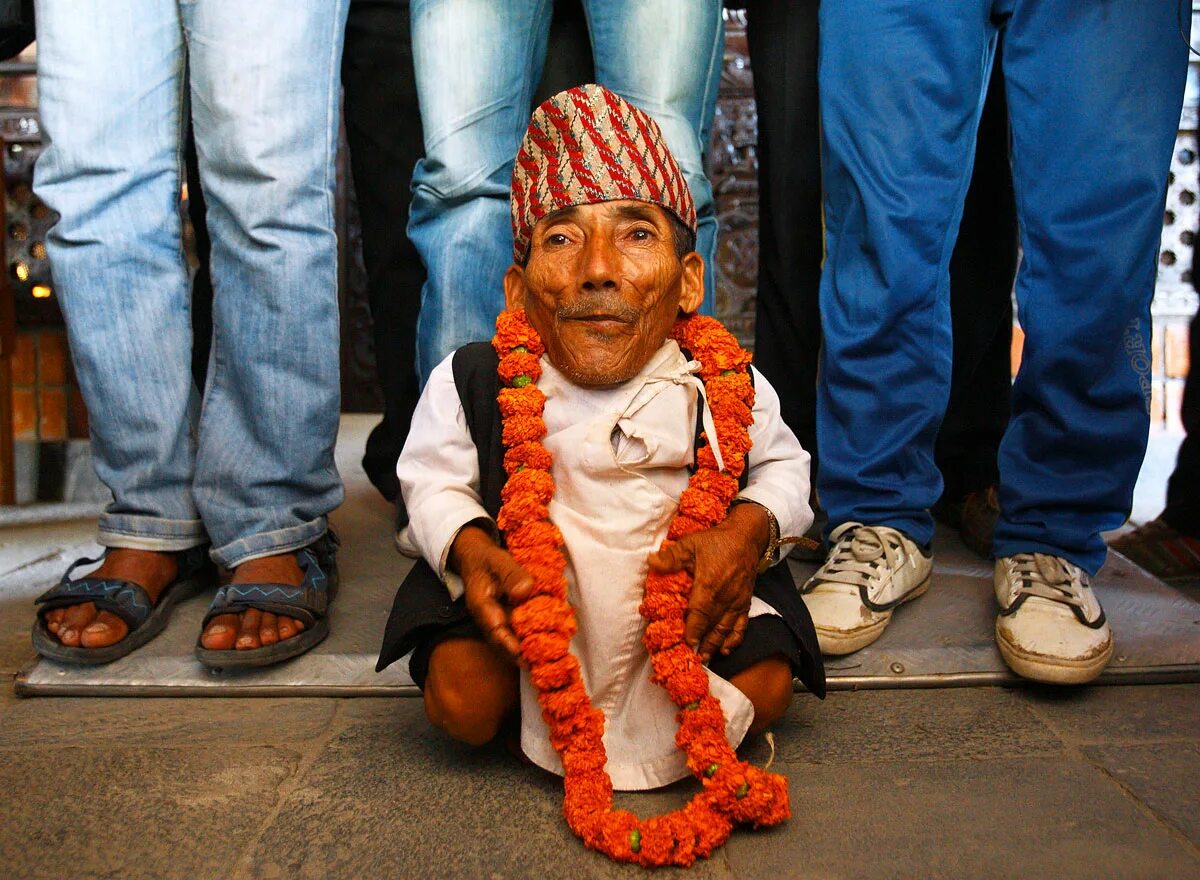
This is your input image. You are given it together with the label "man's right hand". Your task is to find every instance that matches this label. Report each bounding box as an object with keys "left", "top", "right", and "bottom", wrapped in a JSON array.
[{"left": 449, "top": 523, "right": 535, "bottom": 665}]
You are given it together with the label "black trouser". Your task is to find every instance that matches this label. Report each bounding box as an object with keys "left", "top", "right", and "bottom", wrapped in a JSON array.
[
  {"left": 747, "top": 0, "right": 1018, "bottom": 502},
  {"left": 1164, "top": 310, "right": 1200, "bottom": 536},
  {"left": 342, "top": 0, "right": 426, "bottom": 502}
]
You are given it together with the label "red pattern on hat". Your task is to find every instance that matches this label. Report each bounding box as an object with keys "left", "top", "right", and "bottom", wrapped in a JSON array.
[{"left": 510, "top": 84, "right": 696, "bottom": 262}]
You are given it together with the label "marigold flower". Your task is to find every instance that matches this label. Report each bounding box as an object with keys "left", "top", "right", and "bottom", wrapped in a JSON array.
[
  {"left": 704, "top": 372, "right": 755, "bottom": 409},
  {"left": 593, "top": 810, "right": 639, "bottom": 860},
  {"left": 501, "top": 467, "right": 555, "bottom": 505},
  {"left": 499, "top": 385, "right": 546, "bottom": 418},
  {"left": 521, "top": 631, "right": 571, "bottom": 664},
  {"left": 642, "top": 618, "right": 685, "bottom": 653},
  {"left": 541, "top": 679, "right": 592, "bottom": 721},
  {"left": 501, "top": 413, "right": 547, "bottom": 446},
  {"left": 493, "top": 308, "right": 547, "bottom": 357},
  {"left": 560, "top": 742, "right": 608, "bottom": 775},
  {"left": 667, "top": 515, "right": 708, "bottom": 540},
  {"left": 645, "top": 567, "right": 692, "bottom": 596},
  {"left": 683, "top": 798, "right": 734, "bottom": 857},
  {"left": 688, "top": 470, "right": 739, "bottom": 505},
  {"left": 529, "top": 652, "right": 581, "bottom": 691},
  {"left": 665, "top": 665, "right": 709, "bottom": 704},
  {"left": 649, "top": 643, "right": 702, "bottom": 684},
  {"left": 505, "top": 519, "right": 564, "bottom": 552},
  {"left": 678, "top": 487, "right": 727, "bottom": 526},
  {"left": 638, "top": 590, "right": 689, "bottom": 621},
  {"left": 512, "top": 555, "right": 568, "bottom": 594},
  {"left": 503, "top": 441, "right": 554, "bottom": 474},
  {"left": 496, "top": 496, "right": 549, "bottom": 532},
  {"left": 511, "top": 595, "right": 577, "bottom": 639}
]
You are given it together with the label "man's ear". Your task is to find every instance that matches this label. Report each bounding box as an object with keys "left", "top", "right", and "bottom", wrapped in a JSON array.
[
  {"left": 503, "top": 264, "right": 527, "bottom": 311},
  {"left": 676, "top": 252, "right": 705, "bottom": 315}
]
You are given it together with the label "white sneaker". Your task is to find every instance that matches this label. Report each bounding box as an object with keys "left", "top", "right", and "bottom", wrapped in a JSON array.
[
  {"left": 800, "top": 523, "right": 933, "bottom": 655},
  {"left": 994, "top": 553, "right": 1113, "bottom": 685}
]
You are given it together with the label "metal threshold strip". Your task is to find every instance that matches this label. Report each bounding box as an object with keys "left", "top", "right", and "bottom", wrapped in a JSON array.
[
  {"left": 14, "top": 536, "right": 1200, "bottom": 697},
  {"left": 9, "top": 417, "right": 1200, "bottom": 698}
]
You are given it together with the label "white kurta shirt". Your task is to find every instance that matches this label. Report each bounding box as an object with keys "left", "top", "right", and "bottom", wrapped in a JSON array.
[{"left": 397, "top": 339, "right": 812, "bottom": 790}]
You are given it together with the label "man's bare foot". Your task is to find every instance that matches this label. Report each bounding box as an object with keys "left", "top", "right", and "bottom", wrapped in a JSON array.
[
  {"left": 198, "top": 553, "right": 307, "bottom": 651},
  {"left": 42, "top": 548, "right": 179, "bottom": 649}
]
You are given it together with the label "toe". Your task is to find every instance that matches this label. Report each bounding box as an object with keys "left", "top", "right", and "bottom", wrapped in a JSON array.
[
  {"left": 81, "top": 610, "right": 129, "bottom": 648},
  {"left": 200, "top": 613, "right": 240, "bottom": 650},
  {"left": 46, "top": 608, "right": 65, "bottom": 633},
  {"left": 236, "top": 608, "right": 262, "bottom": 650},
  {"left": 259, "top": 611, "right": 279, "bottom": 647},
  {"left": 59, "top": 603, "right": 98, "bottom": 646},
  {"left": 277, "top": 617, "right": 295, "bottom": 640}
]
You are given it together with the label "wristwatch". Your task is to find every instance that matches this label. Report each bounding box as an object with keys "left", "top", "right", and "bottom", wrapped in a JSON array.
[{"left": 731, "top": 499, "right": 780, "bottom": 574}]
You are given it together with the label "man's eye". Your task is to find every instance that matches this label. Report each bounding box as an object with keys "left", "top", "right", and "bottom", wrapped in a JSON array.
[
  {"left": 547, "top": 233, "right": 569, "bottom": 245},
  {"left": 630, "top": 228, "right": 653, "bottom": 241}
]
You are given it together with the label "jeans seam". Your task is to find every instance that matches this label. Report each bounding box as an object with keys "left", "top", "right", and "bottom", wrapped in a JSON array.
[{"left": 697, "top": 3, "right": 723, "bottom": 135}]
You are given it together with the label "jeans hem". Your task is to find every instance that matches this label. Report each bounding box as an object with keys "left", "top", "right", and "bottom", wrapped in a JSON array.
[
  {"left": 212, "top": 517, "right": 329, "bottom": 569},
  {"left": 992, "top": 538, "right": 1102, "bottom": 580},
  {"left": 823, "top": 515, "right": 934, "bottom": 551},
  {"left": 97, "top": 514, "right": 207, "bottom": 552}
]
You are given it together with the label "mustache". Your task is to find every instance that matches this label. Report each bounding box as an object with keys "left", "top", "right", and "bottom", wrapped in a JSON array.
[{"left": 556, "top": 299, "right": 641, "bottom": 323}]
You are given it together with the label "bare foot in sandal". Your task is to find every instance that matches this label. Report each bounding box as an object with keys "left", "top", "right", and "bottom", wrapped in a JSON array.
[
  {"left": 42, "top": 548, "right": 178, "bottom": 649},
  {"left": 198, "top": 553, "right": 309, "bottom": 651}
]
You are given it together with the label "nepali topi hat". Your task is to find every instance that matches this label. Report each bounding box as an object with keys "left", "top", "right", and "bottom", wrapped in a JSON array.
[{"left": 510, "top": 83, "right": 697, "bottom": 263}]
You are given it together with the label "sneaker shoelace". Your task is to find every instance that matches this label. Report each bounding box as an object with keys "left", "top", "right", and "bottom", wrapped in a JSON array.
[
  {"left": 1008, "top": 552, "right": 1089, "bottom": 610},
  {"left": 811, "top": 524, "right": 903, "bottom": 593}
]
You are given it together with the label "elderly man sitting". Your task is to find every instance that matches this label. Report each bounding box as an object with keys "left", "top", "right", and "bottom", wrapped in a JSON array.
[{"left": 377, "top": 85, "right": 823, "bottom": 792}]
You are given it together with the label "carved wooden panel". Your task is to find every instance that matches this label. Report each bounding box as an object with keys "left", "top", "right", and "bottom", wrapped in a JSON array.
[{"left": 707, "top": 9, "right": 758, "bottom": 350}]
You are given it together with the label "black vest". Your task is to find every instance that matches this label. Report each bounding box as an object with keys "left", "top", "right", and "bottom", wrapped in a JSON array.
[{"left": 377, "top": 343, "right": 825, "bottom": 697}]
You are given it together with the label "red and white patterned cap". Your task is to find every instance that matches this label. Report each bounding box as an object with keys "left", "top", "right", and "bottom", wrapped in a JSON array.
[{"left": 510, "top": 83, "right": 697, "bottom": 263}]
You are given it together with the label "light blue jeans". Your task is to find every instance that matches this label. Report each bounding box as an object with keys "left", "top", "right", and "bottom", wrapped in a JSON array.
[
  {"left": 408, "top": 0, "right": 724, "bottom": 384},
  {"left": 34, "top": 0, "right": 349, "bottom": 568}
]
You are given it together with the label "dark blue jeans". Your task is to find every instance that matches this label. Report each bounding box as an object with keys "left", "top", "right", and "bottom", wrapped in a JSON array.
[{"left": 816, "top": 0, "right": 1190, "bottom": 574}]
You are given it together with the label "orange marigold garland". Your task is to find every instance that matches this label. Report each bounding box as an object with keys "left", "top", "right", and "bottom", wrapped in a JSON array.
[{"left": 492, "top": 308, "right": 790, "bottom": 867}]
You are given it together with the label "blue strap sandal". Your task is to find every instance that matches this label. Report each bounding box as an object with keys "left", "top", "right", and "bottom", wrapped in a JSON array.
[
  {"left": 193, "top": 532, "right": 339, "bottom": 670},
  {"left": 32, "top": 545, "right": 216, "bottom": 665}
]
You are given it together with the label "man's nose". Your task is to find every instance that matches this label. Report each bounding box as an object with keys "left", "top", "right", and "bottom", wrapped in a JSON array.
[{"left": 579, "top": 233, "right": 619, "bottom": 291}]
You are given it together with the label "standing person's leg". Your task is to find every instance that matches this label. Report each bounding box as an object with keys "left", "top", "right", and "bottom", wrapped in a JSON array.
[
  {"left": 991, "top": 0, "right": 1188, "bottom": 683},
  {"left": 36, "top": 0, "right": 198, "bottom": 549},
  {"left": 342, "top": 0, "right": 425, "bottom": 505},
  {"left": 802, "top": 0, "right": 994, "bottom": 654},
  {"left": 584, "top": 0, "right": 724, "bottom": 314},
  {"left": 32, "top": 1, "right": 216, "bottom": 655},
  {"left": 1161, "top": 311, "right": 1200, "bottom": 535},
  {"left": 408, "top": 0, "right": 552, "bottom": 384},
  {"left": 186, "top": 0, "right": 349, "bottom": 659},
  {"left": 746, "top": 0, "right": 823, "bottom": 468},
  {"left": 933, "top": 50, "right": 1018, "bottom": 555}
]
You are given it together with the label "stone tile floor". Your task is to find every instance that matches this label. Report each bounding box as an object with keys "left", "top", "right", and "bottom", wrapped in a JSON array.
[
  {"left": 1, "top": 419, "right": 1197, "bottom": 878},
  {"left": 1, "top": 681, "right": 1197, "bottom": 879}
]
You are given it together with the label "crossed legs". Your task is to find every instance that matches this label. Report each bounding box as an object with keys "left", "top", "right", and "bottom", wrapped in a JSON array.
[{"left": 424, "top": 637, "right": 793, "bottom": 748}]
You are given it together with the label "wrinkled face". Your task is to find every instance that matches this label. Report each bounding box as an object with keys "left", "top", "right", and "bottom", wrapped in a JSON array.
[{"left": 504, "top": 200, "right": 704, "bottom": 387}]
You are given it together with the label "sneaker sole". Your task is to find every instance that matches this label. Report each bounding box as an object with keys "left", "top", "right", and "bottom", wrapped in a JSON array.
[
  {"left": 994, "top": 623, "right": 1114, "bottom": 685},
  {"left": 814, "top": 573, "right": 932, "bottom": 656}
]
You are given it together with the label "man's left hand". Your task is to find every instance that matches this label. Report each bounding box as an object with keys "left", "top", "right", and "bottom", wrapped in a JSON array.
[{"left": 647, "top": 501, "right": 771, "bottom": 663}]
